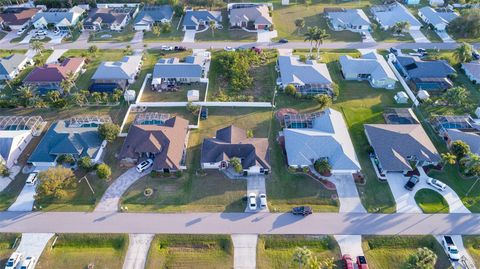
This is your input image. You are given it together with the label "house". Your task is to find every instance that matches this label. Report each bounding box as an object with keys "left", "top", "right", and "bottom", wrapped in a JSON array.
[
  {"left": 182, "top": 10, "right": 222, "bottom": 31},
  {"left": 134, "top": 5, "right": 174, "bottom": 31},
  {"left": 364, "top": 124, "right": 440, "bottom": 174},
  {"left": 371, "top": 3, "right": 422, "bottom": 30},
  {"left": 431, "top": 114, "right": 480, "bottom": 155},
  {"left": 119, "top": 113, "right": 189, "bottom": 173},
  {"left": 151, "top": 51, "right": 209, "bottom": 90},
  {"left": 83, "top": 7, "right": 136, "bottom": 31},
  {"left": 0, "top": 7, "right": 41, "bottom": 30},
  {"left": 394, "top": 91, "right": 409, "bottom": 103},
  {"left": 0, "top": 116, "right": 43, "bottom": 169},
  {"left": 393, "top": 55, "right": 456, "bottom": 92},
  {"left": 326, "top": 8, "right": 371, "bottom": 32},
  {"left": 27, "top": 116, "right": 110, "bottom": 169},
  {"left": 339, "top": 51, "right": 397, "bottom": 89},
  {"left": 0, "top": 54, "right": 33, "bottom": 81},
  {"left": 201, "top": 125, "right": 270, "bottom": 175},
  {"left": 276, "top": 55, "right": 333, "bottom": 96},
  {"left": 228, "top": 3, "right": 273, "bottom": 30},
  {"left": 23, "top": 57, "right": 85, "bottom": 93},
  {"left": 445, "top": 129, "right": 480, "bottom": 155},
  {"left": 418, "top": 7, "right": 458, "bottom": 31},
  {"left": 32, "top": 6, "right": 85, "bottom": 31},
  {"left": 462, "top": 62, "right": 480, "bottom": 84},
  {"left": 282, "top": 109, "right": 360, "bottom": 174},
  {"left": 91, "top": 55, "right": 143, "bottom": 92}
]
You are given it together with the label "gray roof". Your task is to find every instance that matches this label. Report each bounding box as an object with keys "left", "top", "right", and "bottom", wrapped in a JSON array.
[
  {"left": 278, "top": 56, "right": 332, "bottom": 86},
  {"left": 134, "top": 5, "right": 173, "bottom": 25},
  {"left": 229, "top": 5, "right": 272, "bottom": 26},
  {"left": 339, "top": 52, "right": 397, "bottom": 81},
  {"left": 327, "top": 9, "right": 371, "bottom": 27},
  {"left": 364, "top": 124, "right": 440, "bottom": 171},
  {"left": 152, "top": 57, "right": 202, "bottom": 80},
  {"left": 396, "top": 55, "right": 456, "bottom": 79},
  {"left": 83, "top": 8, "right": 129, "bottom": 26},
  {"left": 462, "top": 62, "right": 480, "bottom": 81},
  {"left": 92, "top": 55, "right": 142, "bottom": 80},
  {"left": 28, "top": 120, "right": 103, "bottom": 163},
  {"left": 0, "top": 54, "right": 28, "bottom": 75},
  {"left": 446, "top": 129, "right": 480, "bottom": 155},
  {"left": 371, "top": 3, "right": 422, "bottom": 28},
  {"left": 183, "top": 10, "right": 221, "bottom": 27},
  {"left": 419, "top": 7, "right": 458, "bottom": 26},
  {"left": 32, "top": 6, "right": 84, "bottom": 25},
  {"left": 284, "top": 108, "right": 360, "bottom": 171}
]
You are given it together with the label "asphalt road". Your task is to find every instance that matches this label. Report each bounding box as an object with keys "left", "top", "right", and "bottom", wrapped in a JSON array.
[{"left": 1, "top": 212, "right": 480, "bottom": 235}]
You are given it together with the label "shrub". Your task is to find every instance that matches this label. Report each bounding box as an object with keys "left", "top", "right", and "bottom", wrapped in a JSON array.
[
  {"left": 230, "top": 158, "right": 243, "bottom": 174},
  {"left": 78, "top": 156, "right": 93, "bottom": 170},
  {"left": 0, "top": 164, "right": 10, "bottom": 177},
  {"left": 98, "top": 123, "right": 120, "bottom": 142},
  {"left": 314, "top": 159, "right": 331, "bottom": 175},
  {"left": 96, "top": 163, "right": 112, "bottom": 180},
  {"left": 284, "top": 84, "right": 297, "bottom": 96}
]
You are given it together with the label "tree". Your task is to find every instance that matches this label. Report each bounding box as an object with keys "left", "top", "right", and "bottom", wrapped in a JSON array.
[
  {"left": 392, "top": 21, "right": 410, "bottom": 35},
  {"left": 246, "top": 129, "right": 254, "bottom": 138},
  {"left": 314, "top": 159, "right": 331, "bottom": 175},
  {"left": 88, "top": 45, "right": 99, "bottom": 57},
  {"left": 462, "top": 153, "right": 480, "bottom": 177},
  {"left": 295, "top": 18, "right": 305, "bottom": 35},
  {"left": 406, "top": 247, "right": 437, "bottom": 269},
  {"left": 98, "top": 123, "right": 120, "bottom": 142},
  {"left": 78, "top": 156, "right": 93, "bottom": 170},
  {"left": 60, "top": 72, "right": 75, "bottom": 94},
  {"left": 314, "top": 94, "right": 332, "bottom": 111},
  {"left": 448, "top": 9, "right": 480, "bottom": 39},
  {"left": 123, "top": 45, "right": 133, "bottom": 55},
  {"left": 152, "top": 24, "right": 161, "bottom": 37},
  {"left": 304, "top": 26, "right": 317, "bottom": 57},
  {"left": 96, "top": 163, "right": 112, "bottom": 180},
  {"left": 186, "top": 102, "right": 200, "bottom": 115},
  {"left": 450, "top": 140, "right": 471, "bottom": 159},
  {"left": 441, "top": 152, "right": 457, "bottom": 166},
  {"left": 442, "top": 86, "right": 468, "bottom": 107},
  {"left": 292, "top": 246, "right": 312, "bottom": 269},
  {"left": 71, "top": 92, "right": 87, "bottom": 106},
  {"left": 307, "top": 256, "right": 321, "bottom": 269},
  {"left": 112, "top": 89, "right": 123, "bottom": 103},
  {"left": 321, "top": 257, "right": 335, "bottom": 269},
  {"left": 46, "top": 90, "right": 61, "bottom": 103},
  {"left": 209, "top": 20, "right": 217, "bottom": 37},
  {"left": 161, "top": 22, "right": 172, "bottom": 33},
  {"left": 285, "top": 84, "right": 297, "bottom": 96},
  {"left": 16, "top": 85, "right": 35, "bottom": 107},
  {"left": 36, "top": 167, "right": 76, "bottom": 200},
  {"left": 91, "top": 92, "right": 102, "bottom": 104},
  {"left": 230, "top": 157, "right": 243, "bottom": 174},
  {"left": 30, "top": 40, "right": 45, "bottom": 55},
  {"left": 453, "top": 42, "right": 473, "bottom": 63},
  {"left": 314, "top": 28, "right": 329, "bottom": 59},
  {"left": 173, "top": 4, "right": 185, "bottom": 17}
]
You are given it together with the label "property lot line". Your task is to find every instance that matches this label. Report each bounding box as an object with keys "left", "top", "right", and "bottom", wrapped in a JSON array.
[{"left": 134, "top": 102, "right": 273, "bottom": 107}]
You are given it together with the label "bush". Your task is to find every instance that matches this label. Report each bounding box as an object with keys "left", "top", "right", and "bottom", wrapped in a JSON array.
[
  {"left": 77, "top": 156, "right": 93, "bottom": 170},
  {"left": 230, "top": 158, "right": 243, "bottom": 174},
  {"left": 57, "top": 154, "right": 75, "bottom": 165},
  {"left": 284, "top": 84, "right": 297, "bottom": 96},
  {"left": 0, "top": 164, "right": 10, "bottom": 177},
  {"left": 36, "top": 167, "right": 76, "bottom": 200},
  {"left": 98, "top": 123, "right": 120, "bottom": 142},
  {"left": 96, "top": 163, "right": 112, "bottom": 180}
]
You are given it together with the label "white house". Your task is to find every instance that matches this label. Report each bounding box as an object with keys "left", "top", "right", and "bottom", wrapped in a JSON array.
[
  {"left": 32, "top": 6, "right": 85, "bottom": 30},
  {"left": 371, "top": 3, "right": 422, "bottom": 30},
  {"left": 182, "top": 10, "right": 222, "bottom": 31},
  {"left": 228, "top": 3, "right": 273, "bottom": 30},
  {"left": 418, "top": 6, "right": 458, "bottom": 31},
  {"left": 0, "top": 54, "right": 32, "bottom": 81},
  {"left": 326, "top": 9, "right": 371, "bottom": 32},
  {"left": 134, "top": 5, "right": 174, "bottom": 31}
]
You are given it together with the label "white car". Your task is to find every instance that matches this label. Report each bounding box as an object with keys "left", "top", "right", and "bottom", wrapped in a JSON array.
[
  {"left": 224, "top": 46, "right": 236, "bottom": 52},
  {"left": 427, "top": 177, "right": 447, "bottom": 191},
  {"left": 20, "top": 256, "right": 36, "bottom": 269},
  {"left": 35, "top": 30, "right": 47, "bottom": 36},
  {"left": 136, "top": 159, "right": 153, "bottom": 173},
  {"left": 5, "top": 252, "right": 23, "bottom": 269},
  {"left": 161, "top": 45, "right": 173, "bottom": 51},
  {"left": 259, "top": 193, "right": 267, "bottom": 209},
  {"left": 248, "top": 193, "right": 257, "bottom": 211},
  {"left": 26, "top": 173, "right": 38, "bottom": 185},
  {"left": 17, "top": 27, "right": 27, "bottom": 35}
]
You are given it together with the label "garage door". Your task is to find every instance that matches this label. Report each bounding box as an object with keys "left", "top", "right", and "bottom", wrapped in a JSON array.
[{"left": 185, "top": 25, "right": 196, "bottom": 30}]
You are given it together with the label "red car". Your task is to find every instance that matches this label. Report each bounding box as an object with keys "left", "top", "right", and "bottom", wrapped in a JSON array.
[
  {"left": 356, "top": 256, "right": 369, "bottom": 269},
  {"left": 342, "top": 254, "right": 354, "bottom": 269}
]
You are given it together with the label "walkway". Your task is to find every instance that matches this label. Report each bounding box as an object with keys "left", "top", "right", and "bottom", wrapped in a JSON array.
[
  {"left": 132, "top": 31, "right": 143, "bottom": 43},
  {"left": 8, "top": 183, "right": 36, "bottom": 212},
  {"left": 94, "top": 167, "right": 150, "bottom": 212},
  {"left": 232, "top": 234, "right": 257, "bottom": 269},
  {"left": 46, "top": 49, "right": 68, "bottom": 64},
  {"left": 409, "top": 30, "right": 430, "bottom": 43},
  {"left": 122, "top": 234, "right": 154, "bottom": 269},
  {"left": 15, "top": 233, "right": 54, "bottom": 267}
]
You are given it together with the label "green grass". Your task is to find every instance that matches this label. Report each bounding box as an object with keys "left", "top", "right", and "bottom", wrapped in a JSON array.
[
  {"left": 420, "top": 27, "right": 443, "bottom": 43},
  {"left": 463, "top": 236, "right": 480, "bottom": 267},
  {"left": 414, "top": 189, "right": 449, "bottom": 213},
  {"left": 257, "top": 235, "right": 341, "bottom": 269},
  {"left": 89, "top": 24, "right": 135, "bottom": 42},
  {"left": 0, "top": 31, "right": 6, "bottom": 41},
  {"left": 36, "top": 234, "right": 128, "bottom": 269},
  {"left": 363, "top": 235, "right": 452, "bottom": 269},
  {"left": 140, "top": 82, "right": 207, "bottom": 102},
  {"left": 143, "top": 17, "right": 184, "bottom": 42},
  {"left": 146, "top": 235, "right": 233, "bottom": 269},
  {"left": 194, "top": 11, "right": 257, "bottom": 42},
  {"left": 0, "top": 234, "right": 20, "bottom": 268}
]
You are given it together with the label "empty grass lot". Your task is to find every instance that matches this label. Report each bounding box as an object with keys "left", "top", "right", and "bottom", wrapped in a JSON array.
[
  {"left": 362, "top": 235, "right": 451, "bottom": 269},
  {"left": 146, "top": 235, "right": 233, "bottom": 269},
  {"left": 414, "top": 189, "right": 449, "bottom": 213},
  {"left": 257, "top": 235, "right": 341, "bottom": 269},
  {"left": 0, "top": 234, "right": 19, "bottom": 268},
  {"left": 143, "top": 17, "right": 184, "bottom": 42},
  {"left": 36, "top": 234, "right": 128, "bottom": 269},
  {"left": 463, "top": 236, "right": 480, "bottom": 267}
]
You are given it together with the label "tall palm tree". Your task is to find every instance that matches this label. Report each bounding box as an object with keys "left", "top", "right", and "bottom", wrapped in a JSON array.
[
  {"left": 453, "top": 42, "right": 473, "bottom": 63},
  {"left": 152, "top": 24, "right": 161, "bottom": 37},
  {"left": 304, "top": 26, "right": 317, "bottom": 57},
  {"left": 295, "top": 19, "right": 305, "bottom": 35},
  {"left": 209, "top": 20, "right": 217, "bottom": 37},
  {"left": 30, "top": 40, "right": 45, "bottom": 55},
  {"left": 88, "top": 45, "right": 99, "bottom": 57},
  {"left": 16, "top": 85, "right": 34, "bottom": 106},
  {"left": 441, "top": 153, "right": 457, "bottom": 166},
  {"left": 46, "top": 90, "right": 61, "bottom": 104},
  {"left": 314, "top": 28, "right": 329, "bottom": 59}
]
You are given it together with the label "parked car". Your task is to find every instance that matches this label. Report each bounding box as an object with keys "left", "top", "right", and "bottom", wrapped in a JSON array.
[
  {"left": 472, "top": 50, "right": 480, "bottom": 60},
  {"left": 292, "top": 206, "right": 312, "bottom": 216},
  {"left": 5, "top": 252, "right": 23, "bottom": 269},
  {"left": 161, "top": 45, "right": 173, "bottom": 51},
  {"left": 224, "top": 46, "right": 236, "bottom": 52},
  {"left": 404, "top": 175, "right": 420, "bottom": 191},
  {"left": 278, "top": 38, "right": 289, "bottom": 43},
  {"left": 427, "top": 177, "right": 447, "bottom": 191},
  {"left": 417, "top": 48, "right": 427, "bottom": 54},
  {"left": 259, "top": 193, "right": 267, "bottom": 209},
  {"left": 200, "top": 107, "right": 208, "bottom": 120},
  {"left": 174, "top": 46, "right": 186, "bottom": 51},
  {"left": 35, "top": 30, "right": 47, "bottom": 36},
  {"left": 360, "top": 32, "right": 367, "bottom": 39},
  {"left": 342, "top": 254, "right": 354, "bottom": 269},
  {"left": 389, "top": 47, "right": 399, "bottom": 56},
  {"left": 356, "top": 256, "right": 369, "bottom": 269},
  {"left": 26, "top": 172, "right": 38, "bottom": 185},
  {"left": 136, "top": 159, "right": 153, "bottom": 173},
  {"left": 17, "top": 27, "right": 28, "bottom": 35},
  {"left": 20, "top": 256, "right": 36, "bottom": 269},
  {"left": 248, "top": 193, "right": 257, "bottom": 211},
  {"left": 442, "top": 235, "right": 460, "bottom": 261}
]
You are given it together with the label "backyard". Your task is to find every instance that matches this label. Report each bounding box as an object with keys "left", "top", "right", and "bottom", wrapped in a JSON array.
[{"left": 140, "top": 81, "right": 207, "bottom": 102}]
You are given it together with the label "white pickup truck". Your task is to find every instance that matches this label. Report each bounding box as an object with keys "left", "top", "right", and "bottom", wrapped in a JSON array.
[{"left": 442, "top": 235, "right": 460, "bottom": 261}]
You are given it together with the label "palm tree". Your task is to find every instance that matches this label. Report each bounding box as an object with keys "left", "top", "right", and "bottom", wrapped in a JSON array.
[
  {"left": 392, "top": 21, "right": 410, "bottom": 35},
  {"left": 295, "top": 18, "right": 305, "bottom": 35},
  {"left": 292, "top": 246, "right": 312, "bottom": 269},
  {"left": 112, "top": 89, "right": 123, "bottom": 103},
  {"left": 314, "top": 94, "right": 332, "bottom": 110},
  {"left": 321, "top": 257, "right": 335, "bottom": 269},
  {"left": 314, "top": 158, "right": 332, "bottom": 175},
  {"left": 314, "top": 28, "right": 329, "bottom": 59},
  {"left": 307, "top": 256, "right": 321, "bottom": 269},
  {"left": 152, "top": 24, "right": 161, "bottom": 37},
  {"left": 441, "top": 153, "right": 457, "bottom": 166},
  {"left": 30, "top": 40, "right": 45, "bottom": 55},
  {"left": 46, "top": 90, "right": 61, "bottom": 104},
  {"left": 16, "top": 85, "right": 35, "bottom": 106},
  {"left": 304, "top": 27, "right": 317, "bottom": 57},
  {"left": 123, "top": 45, "right": 133, "bottom": 55},
  {"left": 60, "top": 75, "right": 75, "bottom": 95},
  {"left": 209, "top": 20, "right": 217, "bottom": 37},
  {"left": 88, "top": 45, "right": 99, "bottom": 57},
  {"left": 92, "top": 92, "right": 102, "bottom": 104},
  {"left": 71, "top": 92, "right": 86, "bottom": 106},
  {"left": 463, "top": 153, "right": 480, "bottom": 177},
  {"left": 453, "top": 42, "right": 473, "bottom": 63}
]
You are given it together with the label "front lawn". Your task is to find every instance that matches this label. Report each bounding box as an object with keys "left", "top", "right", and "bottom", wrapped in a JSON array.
[
  {"left": 36, "top": 234, "right": 128, "bottom": 269},
  {"left": 146, "top": 235, "right": 233, "bottom": 269},
  {"left": 463, "top": 236, "right": 480, "bottom": 267},
  {"left": 143, "top": 17, "right": 184, "bottom": 42},
  {"left": 88, "top": 24, "right": 135, "bottom": 42},
  {"left": 414, "top": 189, "right": 449, "bottom": 213}
]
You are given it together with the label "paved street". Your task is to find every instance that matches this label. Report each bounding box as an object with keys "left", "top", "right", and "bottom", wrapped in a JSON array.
[{"left": 2, "top": 212, "right": 480, "bottom": 235}]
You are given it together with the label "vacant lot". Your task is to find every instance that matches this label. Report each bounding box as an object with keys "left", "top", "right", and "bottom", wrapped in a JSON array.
[
  {"left": 463, "top": 236, "right": 480, "bottom": 267},
  {"left": 0, "top": 234, "right": 19, "bottom": 268},
  {"left": 89, "top": 24, "right": 135, "bottom": 42},
  {"left": 143, "top": 17, "right": 184, "bottom": 42}
]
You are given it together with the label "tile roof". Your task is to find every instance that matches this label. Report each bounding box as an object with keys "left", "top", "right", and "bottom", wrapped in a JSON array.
[
  {"left": 183, "top": 10, "right": 222, "bottom": 27},
  {"left": 0, "top": 7, "right": 41, "bottom": 26},
  {"left": 23, "top": 57, "right": 84, "bottom": 83},
  {"left": 419, "top": 7, "right": 458, "bottom": 26},
  {"left": 371, "top": 3, "right": 422, "bottom": 28},
  {"left": 327, "top": 9, "right": 371, "bottom": 27},
  {"left": 278, "top": 56, "right": 333, "bottom": 86}
]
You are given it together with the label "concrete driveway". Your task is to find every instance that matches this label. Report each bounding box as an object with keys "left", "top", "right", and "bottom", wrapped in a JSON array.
[
  {"left": 257, "top": 30, "right": 277, "bottom": 43},
  {"left": 409, "top": 30, "right": 430, "bottom": 43},
  {"left": 326, "top": 174, "right": 366, "bottom": 213},
  {"left": 46, "top": 49, "right": 68, "bottom": 64},
  {"left": 182, "top": 30, "right": 196, "bottom": 43},
  {"left": 132, "top": 31, "right": 143, "bottom": 43},
  {"left": 8, "top": 183, "right": 36, "bottom": 212},
  {"left": 245, "top": 175, "right": 267, "bottom": 213},
  {"left": 232, "top": 234, "right": 257, "bottom": 269},
  {"left": 16, "top": 233, "right": 54, "bottom": 267},
  {"left": 95, "top": 167, "right": 151, "bottom": 212},
  {"left": 334, "top": 235, "right": 364, "bottom": 258},
  {"left": 435, "top": 235, "right": 476, "bottom": 269},
  {"left": 362, "top": 31, "right": 375, "bottom": 43},
  {"left": 122, "top": 234, "right": 154, "bottom": 269},
  {"left": 0, "top": 31, "right": 18, "bottom": 44},
  {"left": 436, "top": 31, "right": 455, "bottom": 43}
]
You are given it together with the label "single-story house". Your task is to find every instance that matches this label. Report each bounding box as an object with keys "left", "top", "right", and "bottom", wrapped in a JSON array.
[
  {"left": 393, "top": 55, "right": 456, "bottom": 92},
  {"left": 27, "top": 116, "right": 109, "bottom": 169},
  {"left": 91, "top": 55, "right": 142, "bottom": 91},
  {"left": 364, "top": 124, "right": 440, "bottom": 174},
  {"left": 32, "top": 6, "right": 85, "bottom": 31},
  {"left": 326, "top": 8, "right": 371, "bottom": 32},
  {"left": 0, "top": 116, "right": 43, "bottom": 169},
  {"left": 151, "top": 52, "right": 208, "bottom": 89},
  {"left": 182, "top": 10, "right": 222, "bottom": 31},
  {"left": 228, "top": 3, "right": 272, "bottom": 30},
  {"left": 418, "top": 7, "right": 458, "bottom": 31},
  {"left": 276, "top": 55, "right": 333, "bottom": 96},
  {"left": 83, "top": 7, "right": 133, "bottom": 31},
  {"left": 134, "top": 5, "right": 174, "bottom": 31},
  {"left": 201, "top": 125, "right": 270, "bottom": 175},
  {"left": 444, "top": 129, "right": 480, "bottom": 155},
  {"left": 23, "top": 57, "right": 85, "bottom": 93},
  {"left": 119, "top": 114, "right": 189, "bottom": 173},
  {"left": 0, "top": 7, "right": 41, "bottom": 30},
  {"left": 282, "top": 108, "right": 360, "bottom": 174},
  {"left": 0, "top": 54, "right": 33, "bottom": 81},
  {"left": 432, "top": 114, "right": 480, "bottom": 135},
  {"left": 339, "top": 51, "right": 397, "bottom": 89},
  {"left": 371, "top": 3, "right": 422, "bottom": 30},
  {"left": 462, "top": 62, "right": 480, "bottom": 84}
]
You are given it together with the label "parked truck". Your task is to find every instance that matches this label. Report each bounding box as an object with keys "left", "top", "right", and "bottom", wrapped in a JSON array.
[{"left": 442, "top": 236, "right": 460, "bottom": 261}]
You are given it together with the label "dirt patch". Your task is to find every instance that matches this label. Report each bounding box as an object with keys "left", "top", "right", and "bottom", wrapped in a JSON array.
[{"left": 276, "top": 108, "right": 298, "bottom": 124}]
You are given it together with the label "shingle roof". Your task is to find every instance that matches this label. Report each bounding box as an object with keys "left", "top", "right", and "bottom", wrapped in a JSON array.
[
  {"left": 327, "top": 9, "right": 371, "bottom": 27},
  {"left": 32, "top": 6, "right": 84, "bottom": 25},
  {"left": 339, "top": 52, "right": 397, "bottom": 82},
  {"left": 446, "top": 129, "right": 480, "bottom": 155},
  {"left": 84, "top": 8, "right": 129, "bottom": 26},
  {"left": 371, "top": 3, "right": 422, "bottom": 28},
  {"left": 396, "top": 55, "right": 455, "bottom": 79},
  {"left": 23, "top": 57, "right": 84, "bottom": 83},
  {"left": 364, "top": 124, "right": 440, "bottom": 171},
  {"left": 278, "top": 56, "right": 333, "bottom": 86},
  {"left": 183, "top": 10, "right": 221, "bottom": 27},
  {"left": 152, "top": 57, "right": 203, "bottom": 80},
  {"left": 92, "top": 55, "right": 142, "bottom": 81},
  {"left": 0, "top": 7, "right": 41, "bottom": 26},
  {"left": 462, "top": 62, "right": 480, "bottom": 81},
  {"left": 229, "top": 5, "right": 272, "bottom": 26},
  {"left": 134, "top": 5, "right": 173, "bottom": 25},
  {"left": 0, "top": 54, "right": 28, "bottom": 76},
  {"left": 201, "top": 125, "right": 270, "bottom": 170},
  {"left": 419, "top": 7, "right": 458, "bottom": 26}
]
